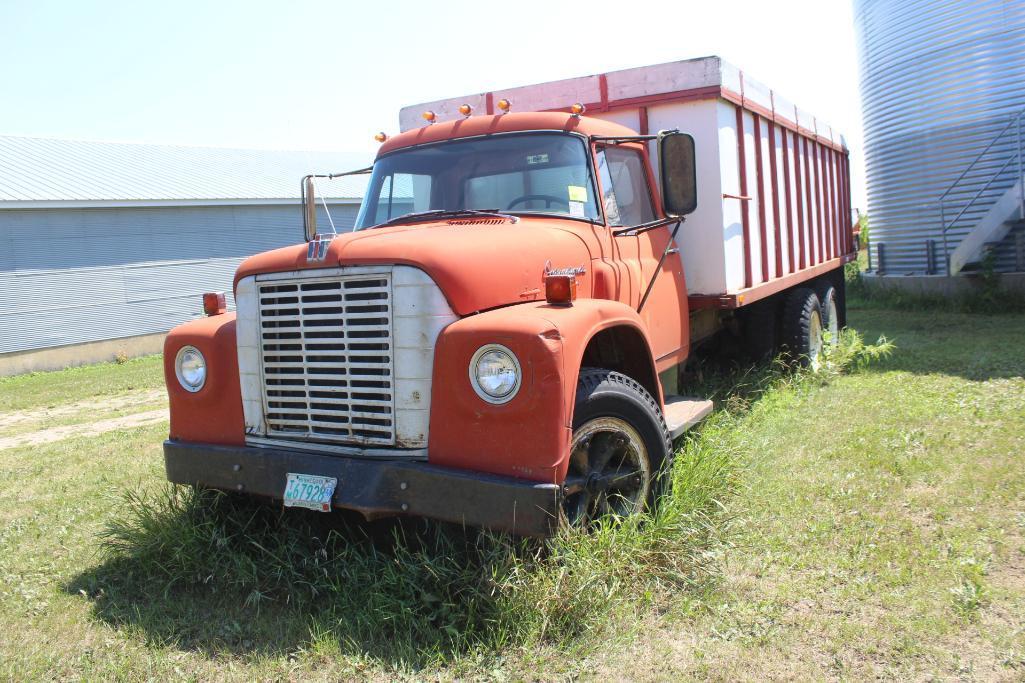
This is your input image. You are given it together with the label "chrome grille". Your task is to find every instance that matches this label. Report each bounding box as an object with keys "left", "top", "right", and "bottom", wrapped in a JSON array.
[{"left": 257, "top": 273, "right": 395, "bottom": 446}]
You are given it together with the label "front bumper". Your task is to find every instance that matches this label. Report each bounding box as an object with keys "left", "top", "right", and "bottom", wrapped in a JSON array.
[{"left": 163, "top": 440, "right": 563, "bottom": 537}]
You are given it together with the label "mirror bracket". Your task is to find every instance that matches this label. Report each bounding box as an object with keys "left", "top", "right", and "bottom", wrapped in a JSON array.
[
  {"left": 300, "top": 166, "right": 374, "bottom": 241},
  {"left": 612, "top": 216, "right": 676, "bottom": 237},
  {"left": 637, "top": 216, "right": 685, "bottom": 314}
]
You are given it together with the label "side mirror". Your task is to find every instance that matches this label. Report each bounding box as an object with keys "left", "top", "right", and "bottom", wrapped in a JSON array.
[
  {"left": 658, "top": 131, "right": 698, "bottom": 217},
  {"left": 302, "top": 175, "right": 317, "bottom": 240}
]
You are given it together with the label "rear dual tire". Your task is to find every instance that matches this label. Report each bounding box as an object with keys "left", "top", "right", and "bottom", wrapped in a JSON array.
[
  {"left": 781, "top": 287, "right": 825, "bottom": 370},
  {"left": 814, "top": 282, "right": 840, "bottom": 345}
]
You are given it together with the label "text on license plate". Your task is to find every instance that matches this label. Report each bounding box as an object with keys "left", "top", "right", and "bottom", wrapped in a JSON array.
[{"left": 283, "top": 473, "right": 337, "bottom": 512}]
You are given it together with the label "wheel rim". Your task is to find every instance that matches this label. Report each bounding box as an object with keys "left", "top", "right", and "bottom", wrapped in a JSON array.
[
  {"left": 825, "top": 298, "right": 839, "bottom": 345},
  {"left": 808, "top": 310, "right": 823, "bottom": 370},
  {"left": 563, "top": 417, "right": 650, "bottom": 528}
]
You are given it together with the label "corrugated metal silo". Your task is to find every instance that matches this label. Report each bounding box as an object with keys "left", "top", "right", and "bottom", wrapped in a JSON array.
[{"left": 855, "top": 0, "right": 1025, "bottom": 275}]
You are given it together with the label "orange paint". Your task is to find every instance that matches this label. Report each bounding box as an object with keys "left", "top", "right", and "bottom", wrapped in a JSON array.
[{"left": 164, "top": 313, "right": 245, "bottom": 446}]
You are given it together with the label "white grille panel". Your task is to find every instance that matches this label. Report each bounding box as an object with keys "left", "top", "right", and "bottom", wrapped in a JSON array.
[{"left": 257, "top": 273, "right": 395, "bottom": 446}]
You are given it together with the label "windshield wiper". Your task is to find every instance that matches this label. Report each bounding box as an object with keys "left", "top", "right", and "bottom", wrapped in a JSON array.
[{"left": 373, "top": 208, "right": 519, "bottom": 228}]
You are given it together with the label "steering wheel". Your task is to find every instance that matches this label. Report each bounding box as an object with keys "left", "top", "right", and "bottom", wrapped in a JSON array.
[{"left": 506, "top": 194, "right": 570, "bottom": 210}]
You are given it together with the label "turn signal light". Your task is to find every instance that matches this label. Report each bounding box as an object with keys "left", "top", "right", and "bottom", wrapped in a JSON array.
[
  {"left": 422, "top": 110, "right": 437, "bottom": 123},
  {"left": 544, "top": 274, "right": 576, "bottom": 305},
  {"left": 570, "top": 102, "right": 586, "bottom": 116},
  {"left": 203, "top": 291, "right": 227, "bottom": 316},
  {"left": 497, "top": 98, "right": 511, "bottom": 113},
  {"left": 458, "top": 103, "right": 473, "bottom": 117},
  {"left": 374, "top": 132, "right": 388, "bottom": 142}
]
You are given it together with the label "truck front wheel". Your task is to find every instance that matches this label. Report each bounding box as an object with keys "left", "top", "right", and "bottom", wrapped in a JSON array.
[{"left": 562, "top": 368, "right": 671, "bottom": 528}]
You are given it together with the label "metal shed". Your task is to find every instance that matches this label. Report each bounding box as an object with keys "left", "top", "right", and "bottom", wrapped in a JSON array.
[{"left": 0, "top": 135, "right": 367, "bottom": 374}]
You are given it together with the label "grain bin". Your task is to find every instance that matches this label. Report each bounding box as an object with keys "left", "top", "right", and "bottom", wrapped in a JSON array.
[{"left": 855, "top": 0, "right": 1025, "bottom": 275}]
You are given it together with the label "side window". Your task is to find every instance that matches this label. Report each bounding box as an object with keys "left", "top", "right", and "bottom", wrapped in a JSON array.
[
  {"left": 370, "top": 173, "right": 431, "bottom": 223},
  {"left": 596, "top": 146, "right": 656, "bottom": 227}
]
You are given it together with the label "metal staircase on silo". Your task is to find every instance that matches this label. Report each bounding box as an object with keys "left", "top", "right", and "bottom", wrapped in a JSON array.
[{"left": 938, "top": 108, "right": 1025, "bottom": 275}]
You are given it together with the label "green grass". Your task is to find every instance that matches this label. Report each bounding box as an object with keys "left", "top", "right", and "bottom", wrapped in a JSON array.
[
  {"left": 0, "top": 308, "right": 1023, "bottom": 680},
  {"left": 0, "top": 354, "right": 164, "bottom": 412},
  {"left": 616, "top": 308, "right": 1025, "bottom": 680}
]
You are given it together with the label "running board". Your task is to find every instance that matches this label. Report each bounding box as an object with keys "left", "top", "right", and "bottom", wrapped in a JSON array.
[{"left": 663, "top": 396, "right": 714, "bottom": 439}]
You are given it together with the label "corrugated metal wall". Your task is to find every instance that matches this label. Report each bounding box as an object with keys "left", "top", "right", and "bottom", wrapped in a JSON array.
[
  {"left": 855, "top": 0, "right": 1025, "bottom": 274},
  {"left": 0, "top": 203, "right": 359, "bottom": 354}
]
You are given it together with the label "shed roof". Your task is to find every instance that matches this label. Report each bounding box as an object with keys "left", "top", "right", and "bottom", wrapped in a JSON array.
[{"left": 0, "top": 135, "right": 368, "bottom": 208}]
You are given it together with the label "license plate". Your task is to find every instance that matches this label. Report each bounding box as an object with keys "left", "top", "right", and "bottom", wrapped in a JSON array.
[{"left": 283, "top": 473, "right": 337, "bottom": 512}]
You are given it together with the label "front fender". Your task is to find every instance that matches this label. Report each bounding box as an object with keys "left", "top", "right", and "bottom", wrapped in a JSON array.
[
  {"left": 427, "top": 298, "right": 658, "bottom": 484},
  {"left": 164, "top": 313, "right": 245, "bottom": 446},
  {"left": 537, "top": 298, "right": 661, "bottom": 407}
]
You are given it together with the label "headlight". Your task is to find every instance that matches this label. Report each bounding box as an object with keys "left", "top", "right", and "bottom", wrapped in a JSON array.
[
  {"left": 469, "top": 344, "right": 521, "bottom": 404},
  {"left": 175, "top": 345, "right": 207, "bottom": 392}
]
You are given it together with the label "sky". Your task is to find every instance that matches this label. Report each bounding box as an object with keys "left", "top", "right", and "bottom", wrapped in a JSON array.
[{"left": 0, "top": 0, "right": 866, "bottom": 208}]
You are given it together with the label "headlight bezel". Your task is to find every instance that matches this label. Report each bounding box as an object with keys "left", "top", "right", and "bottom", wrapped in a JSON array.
[
  {"left": 175, "top": 345, "right": 207, "bottom": 393},
  {"left": 468, "top": 343, "right": 521, "bottom": 404}
]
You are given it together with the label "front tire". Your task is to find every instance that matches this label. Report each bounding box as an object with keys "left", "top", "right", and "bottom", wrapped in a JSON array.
[{"left": 563, "top": 369, "right": 671, "bottom": 528}]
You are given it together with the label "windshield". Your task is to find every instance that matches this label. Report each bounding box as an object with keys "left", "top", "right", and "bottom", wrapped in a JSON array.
[{"left": 354, "top": 132, "right": 601, "bottom": 229}]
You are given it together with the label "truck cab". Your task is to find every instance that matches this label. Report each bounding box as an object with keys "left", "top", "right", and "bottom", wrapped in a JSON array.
[{"left": 163, "top": 111, "right": 705, "bottom": 535}]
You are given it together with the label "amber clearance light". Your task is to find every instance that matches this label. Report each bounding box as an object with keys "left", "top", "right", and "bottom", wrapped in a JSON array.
[
  {"left": 422, "top": 110, "right": 437, "bottom": 124},
  {"left": 496, "top": 98, "right": 511, "bottom": 113},
  {"left": 458, "top": 103, "right": 473, "bottom": 117},
  {"left": 203, "top": 291, "right": 226, "bottom": 316},
  {"left": 374, "top": 132, "right": 388, "bottom": 142},
  {"left": 544, "top": 274, "right": 577, "bottom": 305},
  {"left": 570, "top": 102, "right": 586, "bottom": 116}
]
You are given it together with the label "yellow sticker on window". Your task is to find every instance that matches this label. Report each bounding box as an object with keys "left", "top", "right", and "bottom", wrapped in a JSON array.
[{"left": 567, "top": 185, "right": 587, "bottom": 202}]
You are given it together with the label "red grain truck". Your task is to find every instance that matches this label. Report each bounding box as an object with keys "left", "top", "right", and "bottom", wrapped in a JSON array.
[{"left": 163, "top": 56, "right": 855, "bottom": 535}]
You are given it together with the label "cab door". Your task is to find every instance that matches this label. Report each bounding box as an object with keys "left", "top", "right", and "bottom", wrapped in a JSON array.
[{"left": 594, "top": 144, "right": 689, "bottom": 366}]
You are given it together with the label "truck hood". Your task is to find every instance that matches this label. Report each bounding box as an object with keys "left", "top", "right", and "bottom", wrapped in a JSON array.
[{"left": 234, "top": 219, "right": 594, "bottom": 315}]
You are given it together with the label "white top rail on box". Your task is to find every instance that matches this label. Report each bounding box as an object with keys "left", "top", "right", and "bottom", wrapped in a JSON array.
[{"left": 398, "top": 55, "right": 846, "bottom": 151}]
